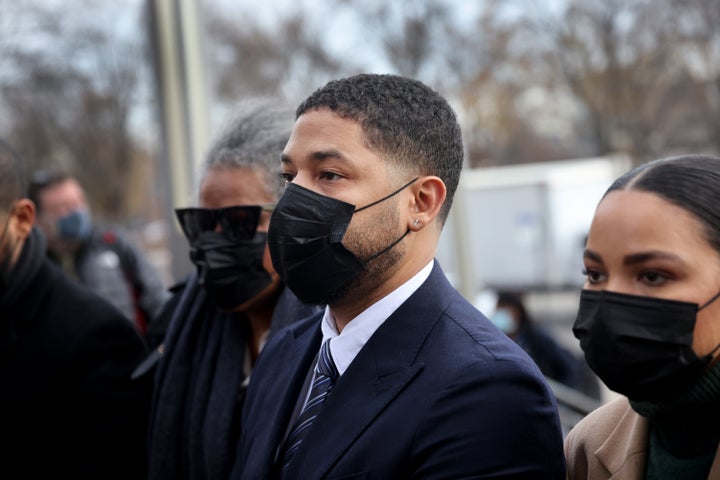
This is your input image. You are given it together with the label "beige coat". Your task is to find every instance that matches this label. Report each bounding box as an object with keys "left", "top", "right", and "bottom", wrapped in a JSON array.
[{"left": 564, "top": 396, "right": 720, "bottom": 479}]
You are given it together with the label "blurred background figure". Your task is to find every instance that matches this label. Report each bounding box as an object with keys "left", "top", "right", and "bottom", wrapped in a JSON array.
[
  {"left": 28, "top": 169, "right": 170, "bottom": 335},
  {"left": 0, "top": 139, "right": 151, "bottom": 479},
  {"left": 145, "top": 98, "right": 318, "bottom": 480},
  {"left": 492, "top": 290, "right": 586, "bottom": 391},
  {"left": 491, "top": 290, "right": 602, "bottom": 435}
]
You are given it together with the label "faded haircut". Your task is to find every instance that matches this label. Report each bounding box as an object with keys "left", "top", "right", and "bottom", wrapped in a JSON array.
[{"left": 297, "top": 73, "right": 464, "bottom": 225}]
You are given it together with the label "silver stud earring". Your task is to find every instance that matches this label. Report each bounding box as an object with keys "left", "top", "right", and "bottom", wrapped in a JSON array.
[{"left": 413, "top": 219, "right": 420, "bottom": 227}]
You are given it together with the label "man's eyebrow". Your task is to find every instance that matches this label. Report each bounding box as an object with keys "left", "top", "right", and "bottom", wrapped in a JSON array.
[{"left": 280, "top": 149, "right": 347, "bottom": 165}]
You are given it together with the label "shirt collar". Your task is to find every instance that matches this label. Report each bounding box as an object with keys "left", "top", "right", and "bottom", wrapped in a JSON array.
[{"left": 320, "top": 259, "right": 434, "bottom": 375}]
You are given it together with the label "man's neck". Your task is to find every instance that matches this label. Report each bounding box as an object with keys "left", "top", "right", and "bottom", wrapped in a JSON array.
[{"left": 330, "top": 254, "right": 434, "bottom": 332}]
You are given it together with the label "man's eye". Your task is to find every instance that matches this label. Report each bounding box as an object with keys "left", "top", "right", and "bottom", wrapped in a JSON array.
[
  {"left": 319, "top": 171, "right": 343, "bottom": 181},
  {"left": 279, "top": 172, "right": 295, "bottom": 183}
]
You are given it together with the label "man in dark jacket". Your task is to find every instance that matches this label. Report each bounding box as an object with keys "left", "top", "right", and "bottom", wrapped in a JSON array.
[
  {"left": 233, "top": 74, "right": 564, "bottom": 480},
  {"left": 28, "top": 169, "right": 170, "bottom": 334},
  {"left": 0, "top": 140, "right": 151, "bottom": 479}
]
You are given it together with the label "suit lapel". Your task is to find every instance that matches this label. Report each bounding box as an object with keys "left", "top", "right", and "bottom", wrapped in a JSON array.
[
  {"left": 247, "top": 318, "right": 323, "bottom": 478},
  {"left": 287, "top": 264, "right": 454, "bottom": 479}
]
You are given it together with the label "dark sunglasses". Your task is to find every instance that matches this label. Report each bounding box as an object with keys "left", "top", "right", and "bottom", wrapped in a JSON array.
[{"left": 174, "top": 204, "right": 274, "bottom": 242}]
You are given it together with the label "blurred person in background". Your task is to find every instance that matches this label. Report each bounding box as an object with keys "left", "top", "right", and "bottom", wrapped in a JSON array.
[
  {"left": 566, "top": 154, "right": 720, "bottom": 479},
  {"left": 491, "top": 290, "right": 581, "bottom": 389},
  {"left": 144, "top": 98, "right": 318, "bottom": 480},
  {"left": 28, "top": 169, "right": 170, "bottom": 334},
  {"left": 0, "top": 140, "right": 151, "bottom": 478}
]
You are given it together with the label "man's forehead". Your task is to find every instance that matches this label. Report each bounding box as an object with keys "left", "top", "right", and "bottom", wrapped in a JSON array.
[
  {"left": 284, "top": 113, "right": 367, "bottom": 160},
  {"left": 40, "top": 179, "right": 85, "bottom": 210}
]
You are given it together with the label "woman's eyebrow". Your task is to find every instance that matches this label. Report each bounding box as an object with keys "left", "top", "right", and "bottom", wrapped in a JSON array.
[
  {"left": 583, "top": 249, "right": 603, "bottom": 264},
  {"left": 622, "top": 251, "right": 684, "bottom": 266}
]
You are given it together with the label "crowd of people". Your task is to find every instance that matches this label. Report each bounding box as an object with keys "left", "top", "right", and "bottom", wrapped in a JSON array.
[{"left": 2, "top": 72, "right": 720, "bottom": 479}]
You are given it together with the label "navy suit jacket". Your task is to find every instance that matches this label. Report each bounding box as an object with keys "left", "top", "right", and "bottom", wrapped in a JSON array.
[{"left": 233, "top": 262, "right": 565, "bottom": 479}]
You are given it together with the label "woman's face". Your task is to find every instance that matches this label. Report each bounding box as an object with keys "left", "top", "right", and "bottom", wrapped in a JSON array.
[
  {"left": 199, "top": 166, "right": 281, "bottom": 311},
  {"left": 583, "top": 189, "right": 720, "bottom": 357}
]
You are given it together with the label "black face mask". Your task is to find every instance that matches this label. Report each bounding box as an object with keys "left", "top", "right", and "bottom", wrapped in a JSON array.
[
  {"left": 267, "top": 179, "right": 416, "bottom": 305},
  {"left": 573, "top": 289, "right": 720, "bottom": 402},
  {"left": 189, "top": 231, "right": 272, "bottom": 311}
]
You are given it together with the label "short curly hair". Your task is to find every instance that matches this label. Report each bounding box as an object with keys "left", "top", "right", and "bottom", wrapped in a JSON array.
[
  {"left": 297, "top": 74, "right": 464, "bottom": 225},
  {"left": 201, "top": 97, "right": 295, "bottom": 203}
]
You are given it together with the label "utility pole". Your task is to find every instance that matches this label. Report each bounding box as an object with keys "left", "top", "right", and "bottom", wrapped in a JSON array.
[{"left": 146, "top": 0, "right": 210, "bottom": 282}]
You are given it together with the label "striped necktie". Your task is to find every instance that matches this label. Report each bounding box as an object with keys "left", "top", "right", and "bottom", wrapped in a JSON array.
[{"left": 279, "top": 339, "right": 339, "bottom": 477}]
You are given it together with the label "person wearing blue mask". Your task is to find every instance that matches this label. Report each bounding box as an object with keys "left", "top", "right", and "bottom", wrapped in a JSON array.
[
  {"left": 29, "top": 169, "right": 169, "bottom": 334},
  {"left": 491, "top": 290, "right": 582, "bottom": 391}
]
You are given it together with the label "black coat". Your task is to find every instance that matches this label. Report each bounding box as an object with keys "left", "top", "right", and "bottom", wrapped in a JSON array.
[
  {"left": 146, "top": 273, "right": 319, "bottom": 480},
  {"left": 0, "top": 229, "right": 151, "bottom": 479},
  {"left": 234, "top": 262, "right": 565, "bottom": 479}
]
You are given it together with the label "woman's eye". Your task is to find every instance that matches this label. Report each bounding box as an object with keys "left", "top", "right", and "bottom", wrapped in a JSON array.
[
  {"left": 641, "top": 271, "right": 667, "bottom": 286},
  {"left": 582, "top": 268, "right": 606, "bottom": 284}
]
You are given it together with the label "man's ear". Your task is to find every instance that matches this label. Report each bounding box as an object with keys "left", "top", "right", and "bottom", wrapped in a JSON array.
[
  {"left": 11, "top": 199, "right": 36, "bottom": 240},
  {"left": 406, "top": 176, "right": 446, "bottom": 231}
]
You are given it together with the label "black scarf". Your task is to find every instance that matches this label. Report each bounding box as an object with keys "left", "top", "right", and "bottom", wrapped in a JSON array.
[
  {"left": 146, "top": 274, "right": 319, "bottom": 480},
  {"left": 146, "top": 273, "right": 249, "bottom": 480}
]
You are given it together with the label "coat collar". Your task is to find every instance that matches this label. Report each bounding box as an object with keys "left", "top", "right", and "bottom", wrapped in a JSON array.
[
  {"left": 594, "top": 399, "right": 649, "bottom": 479},
  {"left": 594, "top": 398, "right": 720, "bottom": 479}
]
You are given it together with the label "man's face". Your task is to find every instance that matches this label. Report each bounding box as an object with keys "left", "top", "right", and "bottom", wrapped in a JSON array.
[
  {"left": 36, "top": 178, "right": 88, "bottom": 251},
  {"left": 198, "top": 166, "right": 281, "bottom": 312},
  {"left": 279, "top": 109, "right": 411, "bottom": 302}
]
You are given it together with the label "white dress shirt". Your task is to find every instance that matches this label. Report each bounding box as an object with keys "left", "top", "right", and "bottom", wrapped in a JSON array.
[
  {"left": 320, "top": 259, "right": 434, "bottom": 375},
  {"left": 280, "top": 260, "right": 434, "bottom": 451}
]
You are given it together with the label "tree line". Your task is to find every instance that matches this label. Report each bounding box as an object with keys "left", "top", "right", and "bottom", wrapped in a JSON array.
[{"left": 1, "top": 0, "right": 718, "bottom": 221}]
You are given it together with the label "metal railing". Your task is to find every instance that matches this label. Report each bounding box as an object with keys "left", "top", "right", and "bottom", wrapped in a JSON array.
[{"left": 545, "top": 377, "right": 604, "bottom": 437}]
